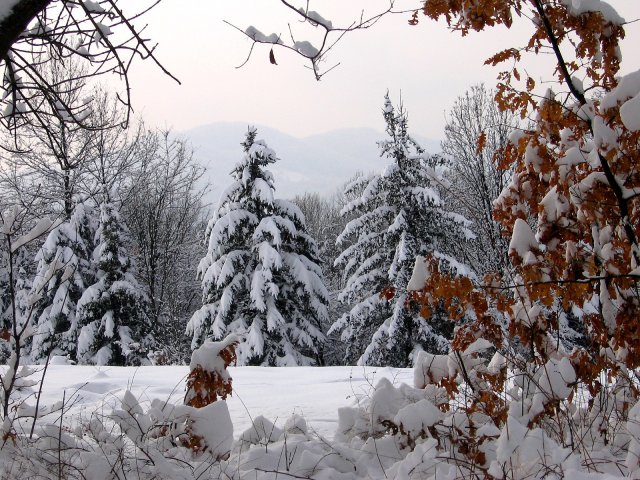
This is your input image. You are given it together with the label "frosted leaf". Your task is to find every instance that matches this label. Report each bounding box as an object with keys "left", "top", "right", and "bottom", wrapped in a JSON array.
[
  {"left": 83, "top": 0, "right": 106, "bottom": 13},
  {"left": 394, "top": 399, "right": 443, "bottom": 437},
  {"left": 414, "top": 351, "right": 456, "bottom": 387},
  {"left": 620, "top": 92, "right": 640, "bottom": 131},
  {"left": 488, "top": 351, "right": 507, "bottom": 374},
  {"left": 238, "top": 415, "right": 282, "bottom": 445},
  {"left": 190, "top": 334, "right": 240, "bottom": 374},
  {"left": 462, "top": 338, "right": 494, "bottom": 356},
  {"left": 602, "top": 69, "right": 640, "bottom": 110},
  {"left": 186, "top": 401, "right": 234, "bottom": 458},
  {"left": 96, "top": 22, "right": 112, "bottom": 37},
  {"left": 284, "top": 413, "right": 307, "bottom": 435}
]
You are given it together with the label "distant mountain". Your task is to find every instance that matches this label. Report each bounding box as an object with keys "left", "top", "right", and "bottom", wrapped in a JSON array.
[{"left": 183, "top": 122, "right": 441, "bottom": 205}]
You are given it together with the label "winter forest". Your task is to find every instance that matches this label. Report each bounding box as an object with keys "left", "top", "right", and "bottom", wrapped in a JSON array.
[{"left": 1, "top": 0, "right": 640, "bottom": 479}]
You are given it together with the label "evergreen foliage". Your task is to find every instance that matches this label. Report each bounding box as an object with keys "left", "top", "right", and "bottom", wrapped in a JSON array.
[
  {"left": 76, "top": 201, "right": 152, "bottom": 365},
  {"left": 0, "top": 243, "right": 32, "bottom": 364},
  {"left": 29, "top": 201, "right": 97, "bottom": 363},
  {"left": 188, "top": 127, "right": 329, "bottom": 366},
  {"left": 331, "top": 95, "right": 473, "bottom": 367}
]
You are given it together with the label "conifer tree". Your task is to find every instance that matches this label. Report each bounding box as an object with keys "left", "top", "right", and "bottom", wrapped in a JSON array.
[
  {"left": 188, "top": 127, "right": 329, "bottom": 366},
  {"left": 0, "top": 243, "right": 33, "bottom": 364},
  {"left": 76, "top": 201, "right": 152, "bottom": 365},
  {"left": 331, "top": 95, "right": 473, "bottom": 367},
  {"left": 29, "top": 200, "right": 97, "bottom": 363}
]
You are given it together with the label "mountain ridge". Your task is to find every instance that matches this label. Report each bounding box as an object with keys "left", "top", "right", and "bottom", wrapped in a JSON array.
[{"left": 181, "top": 122, "right": 442, "bottom": 204}]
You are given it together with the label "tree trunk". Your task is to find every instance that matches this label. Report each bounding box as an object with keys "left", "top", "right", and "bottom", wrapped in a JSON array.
[{"left": 0, "top": 0, "right": 51, "bottom": 60}]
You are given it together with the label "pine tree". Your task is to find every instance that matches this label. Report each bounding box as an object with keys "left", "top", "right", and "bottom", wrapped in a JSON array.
[
  {"left": 0, "top": 244, "right": 33, "bottom": 364},
  {"left": 29, "top": 201, "right": 97, "bottom": 363},
  {"left": 331, "top": 95, "right": 473, "bottom": 367},
  {"left": 76, "top": 201, "right": 152, "bottom": 365},
  {"left": 188, "top": 127, "right": 329, "bottom": 366},
  {"left": 0, "top": 241, "right": 14, "bottom": 363}
]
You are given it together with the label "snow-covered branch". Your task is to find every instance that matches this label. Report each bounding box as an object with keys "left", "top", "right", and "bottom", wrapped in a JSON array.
[
  {"left": 0, "top": 0, "right": 177, "bottom": 147},
  {"left": 227, "top": 0, "right": 410, "bottom": 80}
]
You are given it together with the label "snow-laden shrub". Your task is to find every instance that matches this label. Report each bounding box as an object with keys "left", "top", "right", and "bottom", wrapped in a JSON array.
[
  {"left": 321, "top": 340, "right": 637, "bottom": 479},
  {"left": 181, "top": 334, "right": 238, "bottom": 456},
  {"left": 0, "top": 336, "right": 240, "bottom": 478},
  {"left": 184, "top": 334, "right": 239, "bottom": 408}
]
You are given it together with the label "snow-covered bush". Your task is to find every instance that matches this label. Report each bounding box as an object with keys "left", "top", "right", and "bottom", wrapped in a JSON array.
[
  {"left": 0, "top": 336, "right": 240, "bottom": 478},
  {"left": 184, "top": 334, "right": 239, "bottom": 408},
  {"left": 182, "top": 335, "right": 238, "bottom": 456}
]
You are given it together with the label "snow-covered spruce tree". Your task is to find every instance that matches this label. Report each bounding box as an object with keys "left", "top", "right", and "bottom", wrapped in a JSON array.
[
  {"left": 76, "top": 201, "right": 152, "bottom": 365},
  {"left": 188, "top": 127, "right": 329, "bottom": 366},
  {"left": 29, "top": 200, "right": 97, "bottom": 363},
  {"left": 331, "top": 95, "right": 473, "bottom": 367},
  {"left": 0, "top": 242, "right": 33, "bottom": 364}
]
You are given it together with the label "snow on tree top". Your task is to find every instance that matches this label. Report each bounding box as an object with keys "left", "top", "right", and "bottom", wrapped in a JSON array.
[
  {"left": 251, "top": 177, "right": 274, "bottom": 204},
  {"left": 217, "top": 181, "right": 242, "bottom": 208},
  {"left": 274, "top": 199, "right": 305, "bottom": 224},
  {"left": 383, "top": 101, "right": 394, "bottom": 114},
  {"left": 189, "top": 334, "right": 241, "bottom": 372}
]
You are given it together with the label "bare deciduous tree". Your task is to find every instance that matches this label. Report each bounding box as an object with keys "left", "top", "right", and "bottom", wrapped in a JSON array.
[
  {"left": 441, "top": 84, "right": 520, "bottom": 275},
  {"left": 122, "top": 130, "right": 208, "bottom": 364},
  {"left": 0, "top": 0, "right": 177, "bottom": 146}
]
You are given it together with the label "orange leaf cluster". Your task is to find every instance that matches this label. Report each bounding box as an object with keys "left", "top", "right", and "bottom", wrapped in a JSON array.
[
  {"left": 404, "top": 0, "right": 640, "bottom": 472},
  {"left": 423, "top": 0, "right": 519, "bottom": 34},
  {"left": 413, "top": 1, "right": 640, "bottom": 467},
  {"left": 182, "top": 339, "right": 238, "bottom": 456},
  {"left": 184, "top": 340, "right": 238, "bottom": 408},
  {"left": 0, "top": 329, "right": 10, "bottom": 342}
]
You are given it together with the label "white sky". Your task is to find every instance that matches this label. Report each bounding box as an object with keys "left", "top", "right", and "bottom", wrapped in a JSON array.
[{"left": 128, "top": 0, "right": 640, "bottom": 141}]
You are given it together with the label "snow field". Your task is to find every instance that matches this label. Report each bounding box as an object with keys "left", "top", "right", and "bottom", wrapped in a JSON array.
[{"left": 13, "top": 364, "right": 414, "bottom": 440}]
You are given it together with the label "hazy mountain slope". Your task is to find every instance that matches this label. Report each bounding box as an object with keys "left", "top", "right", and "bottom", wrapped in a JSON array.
[{"left": 184, "top": 122, "right": 441, "bottom": 204}]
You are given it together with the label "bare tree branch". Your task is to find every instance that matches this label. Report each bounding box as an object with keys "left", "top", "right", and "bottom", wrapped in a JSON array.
[
  {"left": 0, "top": 0, "right": 178, "bottom": 148},
  {"left": 227, "top": 0, "right": 412, "bottom": 80}
]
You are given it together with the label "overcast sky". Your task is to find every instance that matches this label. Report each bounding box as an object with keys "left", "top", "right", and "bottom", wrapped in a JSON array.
[{"left": 128, "top": 1, "right": 640, "bottom": 141}]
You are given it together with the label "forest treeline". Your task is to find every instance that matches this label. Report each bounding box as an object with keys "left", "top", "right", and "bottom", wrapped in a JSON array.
[{"left": 0, "top": 84, "right": 517, "bottom": 368}]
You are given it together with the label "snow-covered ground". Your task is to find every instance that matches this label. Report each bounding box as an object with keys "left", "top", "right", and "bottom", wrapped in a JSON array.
[
  {"left": 22, "top": 365, "right": 413, "bottom": 440},
  {"left": 2, "top": 362, "right": 634, "bottom": 479}
]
